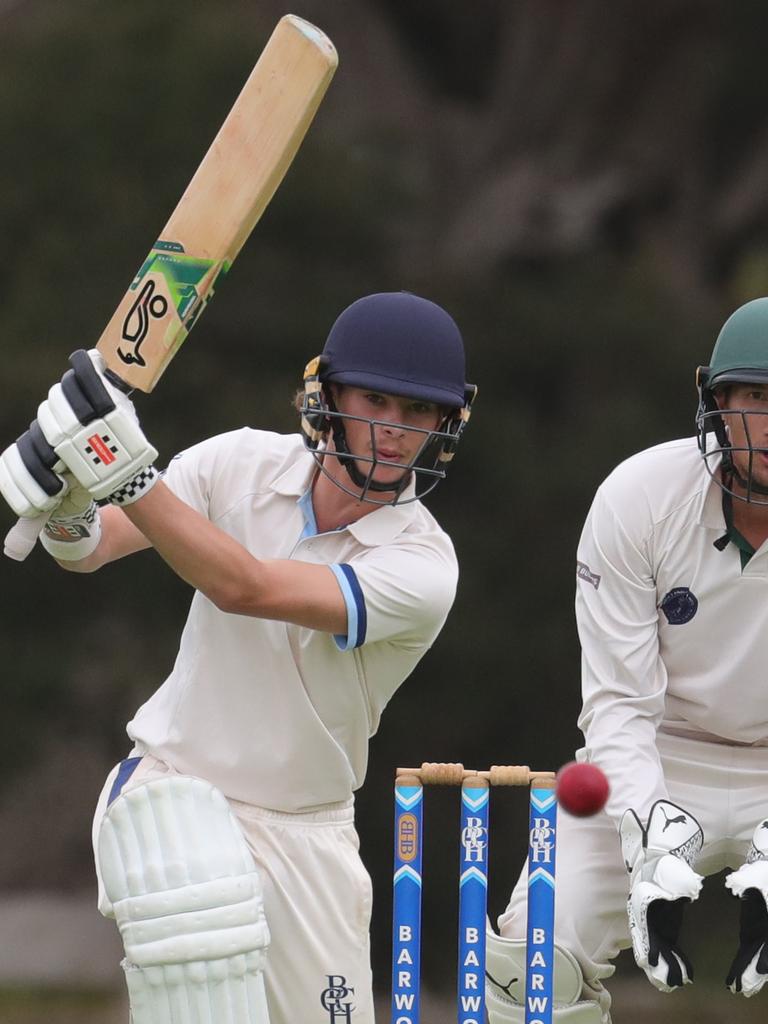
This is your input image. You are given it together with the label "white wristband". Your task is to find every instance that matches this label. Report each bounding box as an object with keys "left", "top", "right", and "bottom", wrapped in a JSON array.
[{"left": 40, "top": 502, "right": 102, "bottom": 561}]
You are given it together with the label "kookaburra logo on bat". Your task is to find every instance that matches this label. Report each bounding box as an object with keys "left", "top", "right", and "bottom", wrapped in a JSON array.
[{"left": 117, "top": 280, "right": 169, "bottom": 367}]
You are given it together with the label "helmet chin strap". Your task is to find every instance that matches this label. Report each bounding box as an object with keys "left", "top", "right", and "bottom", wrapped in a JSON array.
[{"left": 723, "top": 450, "right": 768, "bottom": 498}]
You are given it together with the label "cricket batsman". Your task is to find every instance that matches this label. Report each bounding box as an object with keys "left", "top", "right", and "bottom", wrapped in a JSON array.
[
  {"left": 486, "top": 297, "right": 768, "bottom": 1022},
  {"left": 0, "top": 291, "right": 475, "bottom": 1024}
]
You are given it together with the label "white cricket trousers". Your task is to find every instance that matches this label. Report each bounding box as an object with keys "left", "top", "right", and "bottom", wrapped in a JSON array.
[
  {"left": 497, "top": 732, "right": 768, "bottom": 1022},
  {"left": 93, "top": 754, "right": 375, "bottom": 1024}
]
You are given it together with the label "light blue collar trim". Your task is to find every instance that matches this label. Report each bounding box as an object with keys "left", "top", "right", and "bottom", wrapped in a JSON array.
[
  {"left": 297, "top": 484, "right": 417, "bottom": 545},
  {"left": 297, "top": 489, "right": 318, "bottom": 540}
]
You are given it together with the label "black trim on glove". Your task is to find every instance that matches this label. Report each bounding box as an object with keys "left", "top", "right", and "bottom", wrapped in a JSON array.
[
  {"left": 646, "top": 897, "right": 694, "bottom": 988},
  {"left": 61, "top": 350, "right": 116, "bottom": 425},
  {"left": 16, "top": 421, "right": 63, "bottom": 496},
  {"left": 726, "top": 888, "right": 768, "bottom": 992}
]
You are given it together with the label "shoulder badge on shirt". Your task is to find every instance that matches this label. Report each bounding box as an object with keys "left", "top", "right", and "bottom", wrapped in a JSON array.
[{"left": 577, "top": 561, "right": 601, "bottom": 589}]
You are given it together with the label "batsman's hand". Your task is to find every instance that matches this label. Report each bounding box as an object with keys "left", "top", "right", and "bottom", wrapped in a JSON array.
[
  {"left": 37, "top": 349, "right": 158, "bottom": 505},
  {"left": 725, "top": 818, "right": 768, "bottom": 997},
  {"left": 0, "top": 423, "right": 99, "bottom": 561},
  {"left": 620, "top": 799, "right": 704, "bottom": 992}
]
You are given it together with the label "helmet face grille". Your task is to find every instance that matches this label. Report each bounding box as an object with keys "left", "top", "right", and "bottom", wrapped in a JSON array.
[
  {"left": 697, "top": 298, "right": 768, "bottom": 504},
  {"left": 697, "top": 405, "right": 768, "bottom": 505},
  {"left": 297, "top": 380, "right": 476, "bottom": 507},
  {"left": 299, "top": 397, "right": 469, "bottom": 506},
  {"left": 297, "top": 297, "right": 477, "bottom": 506}
]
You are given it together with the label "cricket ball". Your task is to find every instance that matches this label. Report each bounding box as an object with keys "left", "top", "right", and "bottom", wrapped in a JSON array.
[{"left": 556, "top": 762, "right": 609, "bottom": 817}]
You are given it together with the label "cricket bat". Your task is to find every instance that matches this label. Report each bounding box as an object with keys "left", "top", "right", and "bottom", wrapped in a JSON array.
[{"left": 4, "top": 14, "right": 337, "bottom": 560}]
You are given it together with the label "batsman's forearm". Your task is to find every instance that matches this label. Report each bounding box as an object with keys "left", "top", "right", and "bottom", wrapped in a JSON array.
[
  {"left": 122, "top": 481, "right": 346, "bottom": 631},
  {"left": 122, "top": 481, "right": 259, "bottom": 606}
]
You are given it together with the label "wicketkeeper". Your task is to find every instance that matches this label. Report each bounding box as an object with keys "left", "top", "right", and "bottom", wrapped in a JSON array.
[
  {"left": 486, "top": 297, "right": 768, "bottom": 1022},
  {"left": 0, "top": 291, "right": 476, "bottom": 1024}
]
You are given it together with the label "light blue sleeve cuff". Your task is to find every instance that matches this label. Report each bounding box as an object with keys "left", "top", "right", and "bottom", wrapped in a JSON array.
[{"left": 329, "top": 563, "right": 367, "bottom": 650}]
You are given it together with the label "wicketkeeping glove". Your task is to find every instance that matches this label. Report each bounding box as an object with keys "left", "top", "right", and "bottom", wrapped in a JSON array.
[
  {"left": 37, "top": 348, "right": 159, "bottom": 505},
  {"left": 725, "top": 818, "right": 768, "bottom": 997},
  {"left": 620, "top": 799, "right": 704, "bottom": 992}
]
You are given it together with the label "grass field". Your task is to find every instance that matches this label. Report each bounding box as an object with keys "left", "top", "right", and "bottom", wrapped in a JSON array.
[
  {"left": 0, "top": 989, "right": 126, "bottom": 1024},
  {"left": 0, "top": 880, "right": 764, "bottom": 1024}
]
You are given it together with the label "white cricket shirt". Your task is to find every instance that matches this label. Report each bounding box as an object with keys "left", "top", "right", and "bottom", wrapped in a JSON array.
[
  {"left": 576, "top": 436, "right": 768, "bottom": 823},
  {"left": 126, "top": 429, "right": 458, "bottom": 810}
]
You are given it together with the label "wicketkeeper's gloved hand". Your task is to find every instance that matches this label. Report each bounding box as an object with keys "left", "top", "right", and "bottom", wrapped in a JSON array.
[
  {"left": 620, "top": 799, "right": 704, "bottom": 992},
  {"left": 37, "top": 348, "right": 159, "bottom": 506},
  {"left": 725, "top": 818, "right": 768, "bottom": 997}
]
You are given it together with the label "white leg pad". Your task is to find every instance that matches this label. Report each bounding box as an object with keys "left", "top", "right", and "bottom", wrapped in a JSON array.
[
  {"left": 124, "top": 954, "right": 269, "bottom": 1024},
  {"left": 98, "top": 775, "right": 270, "bottom": 1024},
  {"left": 486, "top": 923, "right": 603, "bottom": 1023}
]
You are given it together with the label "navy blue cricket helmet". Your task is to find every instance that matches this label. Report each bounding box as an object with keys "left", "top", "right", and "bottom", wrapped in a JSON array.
[
  {"left": 300, "top": 292, "right": 476, "bottom": 505},
  {"left": 321, "top": 291, "right": 468, "bottom": 407}
]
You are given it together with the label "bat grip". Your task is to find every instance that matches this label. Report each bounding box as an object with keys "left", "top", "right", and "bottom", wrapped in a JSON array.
[
  {"left": 103, "top": 367, "right": 134, "bottom": 395},
  {"left": 4, "top": 514, "right": 48, "bottom": 561}
]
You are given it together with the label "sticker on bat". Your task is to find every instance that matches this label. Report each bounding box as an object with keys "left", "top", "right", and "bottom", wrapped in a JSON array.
[{"left": 116, "top": 241, "right": 229, "bottom": 367}]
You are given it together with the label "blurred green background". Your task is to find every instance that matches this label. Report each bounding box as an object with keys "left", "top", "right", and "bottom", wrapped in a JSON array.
[{"left": 1, "top": 0, "right": 768, "bottom": 1020}]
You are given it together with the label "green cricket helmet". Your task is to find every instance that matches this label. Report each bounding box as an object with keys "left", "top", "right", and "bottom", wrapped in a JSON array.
[{"left": 697, "top": 297, "right": 768, "bottom": 501}]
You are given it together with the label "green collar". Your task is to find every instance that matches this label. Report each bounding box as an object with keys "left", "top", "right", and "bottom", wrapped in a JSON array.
[{"left": 722, "top": 490, "right": 755, "bottom": 568}]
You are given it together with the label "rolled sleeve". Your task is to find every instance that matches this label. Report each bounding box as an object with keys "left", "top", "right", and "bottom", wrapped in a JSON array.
[
  {"left": 330, "top": 563, "right": 368, "bottom": 650},
  {"left": 328, "top": 532, "right": 457, "bottom": 653},
  {"left": 350, "top": 537, "right": 457, "bottom": 647}
]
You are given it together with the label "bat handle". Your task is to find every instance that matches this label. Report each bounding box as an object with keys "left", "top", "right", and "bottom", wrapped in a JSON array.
[{"left": 4, "top": 514, "right": 48, "bottom": 561}]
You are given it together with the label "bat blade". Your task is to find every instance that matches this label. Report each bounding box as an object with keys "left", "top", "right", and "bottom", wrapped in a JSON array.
[
  {"left": 97, "top": 14, "right": 337, "bottom": 392},
  {"left": 3, "top": 16, "right": 336, "bottom": 562}
]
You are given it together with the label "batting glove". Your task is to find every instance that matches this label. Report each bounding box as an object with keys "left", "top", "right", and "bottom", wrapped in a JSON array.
[
  {"left": 39, "top": 477, "right": 102, "bottom": 562},
  {"left": 0, "top": 422, "right": 103, "bottom": 561},
  {"left": 620, "top": 800, "right": 704, "bottom": 992},
  {"left": 37, "top": 349, "right": 159, "bottom": 506},
  {"left": 725, "top": 818, "right": 768, "bottom": 996}
]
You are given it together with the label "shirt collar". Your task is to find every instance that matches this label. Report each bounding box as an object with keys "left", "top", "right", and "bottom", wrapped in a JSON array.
[
  {"left": 697, "top": 454, "right": 726, "bottom": 530},
  {"left": 297, "top": 489, "right": 319, "bottom": 539},
  {"left": 269, "top": 447, "right": 418, "bottom": 546},
  {"left": 295, "top": 485, "right": 416, "bottom": 544},
  {"left": 270, "top": 449, "right": 317, "bottom": 497},
  {"left": 345, "top": 499, "right": 417, "bottom": 546}
]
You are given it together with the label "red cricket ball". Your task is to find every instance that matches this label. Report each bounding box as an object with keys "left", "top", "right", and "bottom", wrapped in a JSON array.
[{"left": 556, "top": 762, "right": 609, "bottom": 817}]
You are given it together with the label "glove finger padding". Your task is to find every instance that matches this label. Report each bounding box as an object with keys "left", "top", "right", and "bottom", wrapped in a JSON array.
[
  {"left": 0, "top": 423, "right": 68, "bottom": 517},
  {"left": 621, "top": 800, "right": 704, "bottom": 993},
  {"left": 725, "top": 818, "right": 768, "bottom": 996},
  {"left": 725, "top": 890, "right": 768, "bottom": 995},
  {"left": 646, "top": 898, "right": 694, "bottom": 989}
]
